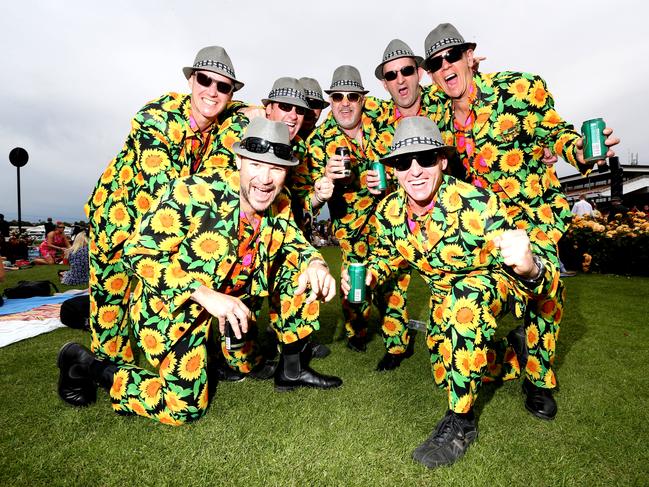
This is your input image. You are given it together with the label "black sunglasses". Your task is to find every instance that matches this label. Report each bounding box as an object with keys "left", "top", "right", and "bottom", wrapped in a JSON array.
[
  {"left": 389, "top": 151, "right": 441, "bottom": 172},
  {"left": 383, "top": 64, "right": 417, "bottom": 82},
  {"left": 195, "top": 71, "right": 234, "bottom": 94},
  {"left": 240, "top": 137, "right": 293, "bottom": 161},
  {"left": 277, "top": 102, "right": 307, "bottom": 116},
  {"left": 425, "top": 46, "right": 466, "bottom": 73},
  {"left": 330, "top": 92, "right": 362, "bottom": 103}
]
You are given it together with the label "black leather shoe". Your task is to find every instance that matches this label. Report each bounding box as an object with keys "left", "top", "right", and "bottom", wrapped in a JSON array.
[
  {"left": 57, "top": 342, "right": 97, "bottom": 407},
  {"left": 376, "top": 352, "right": 406, "bottom": 372},
  {"left": 275, "top": 365, "right": 342, "bottom": 392},
  {"left": 212, "top": 361, "right": 246, "bottom": 382},
  {"left": 347, "top": 335, "right": 367, "bottom": 353},
  {"left": 249, "top": 359, "right": 278, "bottom": 380},
  {"left": 507, "top": 324, "right": 528, "bottom": 369},
  {"left": 522, "top": 379, "right": 557, "bottom": 420}
]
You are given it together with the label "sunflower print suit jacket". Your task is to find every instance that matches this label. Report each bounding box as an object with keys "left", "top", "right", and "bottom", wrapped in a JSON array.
[
  {"left": 421, "top": 72, "right": 593, "bottom": 243},
  {"left": 84, "top": 92, "right": 240, "bottom": 361},
  {"left": 122, "top": 168, "right": 321, "bottom": 338},
  {"left": 368, "top": 176, "right": 560, "bottom": 412}
]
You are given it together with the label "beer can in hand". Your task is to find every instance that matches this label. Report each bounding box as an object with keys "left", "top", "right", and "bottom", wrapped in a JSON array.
[
  {"left": 225, "top": 320, "right": 246, "bottom": 351},
  {"left": 335, "top": 146, "right": 352, "bottom": 177},
  {"left": 581, "top": 118, "right": 607, "bottom": 163},
  {"left": 372, "top": 161, "right": 387, "bottom": 191},
  {"left": 348, "top": 263, "right": 367, "bottom": 304}
]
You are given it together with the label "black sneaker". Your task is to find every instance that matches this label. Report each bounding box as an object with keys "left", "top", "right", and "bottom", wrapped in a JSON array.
[{"left": 412, "top": 410, "right": 478, "bottom": 468}]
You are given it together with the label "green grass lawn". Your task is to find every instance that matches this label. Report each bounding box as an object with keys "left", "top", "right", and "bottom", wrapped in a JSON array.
[{"left": 1, "top": 248, "right": 648, "bottom": 486}]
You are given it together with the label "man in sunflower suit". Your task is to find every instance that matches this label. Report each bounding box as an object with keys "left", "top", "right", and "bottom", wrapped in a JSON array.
[
  {"left": 83, "top": 46, "right": 247, "bottom": 368},
  {"left": 58, "top": 118, "right": 342, "bottom": 424},
  {"left": 342, "top": 117, "right": 560, "bottom": 467},
  {"left": 210, "top": 77, "right": 334, "bottom": 368},
  {"left": 420, "top": 23, "right": 619, "bottom": 420},
  {"left": 304, "top": 65, "right": 413, "bottom": 370}
]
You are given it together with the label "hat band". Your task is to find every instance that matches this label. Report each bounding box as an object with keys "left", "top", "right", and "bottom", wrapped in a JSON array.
[
  {"left": 391, "top": 136, "right": 444, "bottom": 152},
  {"left": 303, "top": 89, "right": 325, "bottom": 101},
  {"left": 193, "top": 60, "right": 235, "bottom": 78},
  {"left": 425, "top": 37, "right": 464, "bottom": 58},
  {"left": 268, "top": 87, "right": 307, "bottom": 102},
  {"left": 383, "top": 48, "right": 415, "bottom": 63},
  {"left": 330, "top": 80, "right": 365, "bottom": 90}
]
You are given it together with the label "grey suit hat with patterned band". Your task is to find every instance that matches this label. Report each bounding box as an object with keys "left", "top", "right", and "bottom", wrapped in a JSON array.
[
  {"left": 261, "top": 77, "right": 310, "bottom": 109},
  {"left": 324, "top": 65, "right": 369, "bottom": 95},
  {"left": 299, "top": 77, "right": 330, "bottom": 109},
  {"left": 233, "top": 118, "right": 298, "bottom": 167},
  {"left": 381, "top": 117, "right": 455, "bottom": 165},
  {"left": 374, "top": 39, "right": 424, "bottom": 80},
  {"left": 423, "top": 23, "right": 477, "bottom": 61},
  {"left": 183, "top": 46, "right": 244, "bottom": 92}
]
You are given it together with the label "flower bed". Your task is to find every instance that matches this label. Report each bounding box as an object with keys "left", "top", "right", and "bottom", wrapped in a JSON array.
[{"left": 564, "top": 211, "right": 649, "bottom": 276}]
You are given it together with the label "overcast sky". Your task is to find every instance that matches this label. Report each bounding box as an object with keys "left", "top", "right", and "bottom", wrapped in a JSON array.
[{"left": 1, "top": 0, "right": 647, "bottom": 222}]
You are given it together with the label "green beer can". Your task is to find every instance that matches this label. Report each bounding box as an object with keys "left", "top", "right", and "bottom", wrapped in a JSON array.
[
  {"left": 372, "top": 161, "right": 387, "bottom": 191},
  {"left": 348, "top": 263, "right": 367, "bottom": 304},
  {"left": 581, "top": 118, "right": 607, "bottom": 163}
]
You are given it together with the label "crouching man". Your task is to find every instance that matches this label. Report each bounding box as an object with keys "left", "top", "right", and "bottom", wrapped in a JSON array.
[
  {"left": 341, "top": 117, "right": 559, "bottom": 467},
  {"left": 58, "top": 118, "right": 342, "bottom": 425}
]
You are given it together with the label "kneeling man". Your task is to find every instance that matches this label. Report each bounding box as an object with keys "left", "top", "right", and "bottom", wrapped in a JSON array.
[
  {"left": 342, "top": 117, "right": 559, "bottom": 467},
  {"left": 58, "top": 118, "right": 341, "bottom": 425}
]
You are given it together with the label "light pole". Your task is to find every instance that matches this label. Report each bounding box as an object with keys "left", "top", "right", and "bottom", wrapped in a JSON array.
[{"left": 9, "top": 147, "right": 29, "bottom": 235}]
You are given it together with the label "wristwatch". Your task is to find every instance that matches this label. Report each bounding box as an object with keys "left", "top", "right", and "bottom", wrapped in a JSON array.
[{"left": 519, "top": 255, "right": 545, "bottom": 287}]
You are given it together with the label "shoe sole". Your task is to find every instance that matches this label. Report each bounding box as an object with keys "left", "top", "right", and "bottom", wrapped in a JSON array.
[{"left": 274, "top": 382, "right": 343, "bottom": 393}]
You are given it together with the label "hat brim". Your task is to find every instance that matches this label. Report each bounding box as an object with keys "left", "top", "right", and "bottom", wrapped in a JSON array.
[
  {"left": 381, "top": 145, "right": 455, "bottom": 167},
  {"left": 374, "top": 55, "right": 424, "bottom": 80},
  {"left": 260, "top": 96, "right": 311, "bottom": 109},
  {"left": 307, "top": 98, "right": 330, "bottom": 110},
  {"left": 233, "top": 142, "right": 298, "bottom": 167},
  {"left": 424, "top": 42, "right": 477, "bottom": 68},
  {"left": 183, "top": 67, "right": 245, "bottom": 92},
  {"left": 324, "top": 88, "right": 369, "bottom": 95}
]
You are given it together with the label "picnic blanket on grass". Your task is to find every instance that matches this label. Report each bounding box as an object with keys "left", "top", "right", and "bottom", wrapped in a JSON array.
[{"left": 0, "top": 290, "right": 87, "bottom": 348}]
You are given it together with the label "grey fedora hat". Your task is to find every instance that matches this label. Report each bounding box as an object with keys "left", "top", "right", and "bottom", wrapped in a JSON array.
[
  {"left": 424, "top": 23, "right": 477, "bottom": 61},
  {"left": 381, "top": 116, "right": 454, "bottom": 165},
  {"left": 324, "top": 65, "right": 369, "bottom": 95},
  {"left": 299, "top": 77, "right": 330, "bottom": 109},
  {"left": 183, "top": 45, "right": 244, "bottom": 91},
  {"left": 374, "top": 39, "right": 424, "bottom": 80},
  {"left": 261, "top": 77, "right": 310, "bottom": 109},
  {"left": 233, "top": 118, "right": 298, "bottom": 167}
]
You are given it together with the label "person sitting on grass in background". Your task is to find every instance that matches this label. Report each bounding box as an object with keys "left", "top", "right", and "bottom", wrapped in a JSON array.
[
  {"left": 341, "top": 117, "right": 559, "bottom": 468},
  {"left": 57, "top": 118, "right": 341, "bottom": 425},
  {"left": 34, "top": 222, "right": 70, "bottom": 265},
  {"left": 59, "top": 231, "right": 89, "bottom": 286}
]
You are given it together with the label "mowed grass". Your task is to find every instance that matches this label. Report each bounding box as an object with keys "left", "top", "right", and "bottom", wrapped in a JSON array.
[{"left": 1, "top": 248, "right": 648, "bottom": 486}]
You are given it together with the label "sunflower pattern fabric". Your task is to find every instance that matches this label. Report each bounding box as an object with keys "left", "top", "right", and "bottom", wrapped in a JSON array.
[
  {"left": 84, "top": 93, "right": 242, "bottom": 365},
  {"left": 304, "top": 99, "right": 412, "bottom": 353},
  {"left": 368, "top": 176, "right": 559, "bottom": 413},
  {"left": 421, "top": 72, "right": 589, "bottom": 389},
  {"left": 201, "top": 112, "right": 318, "bottom": 360},
  {"left": 112, "top": 169, "right": 321, "bottom": 424}
]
